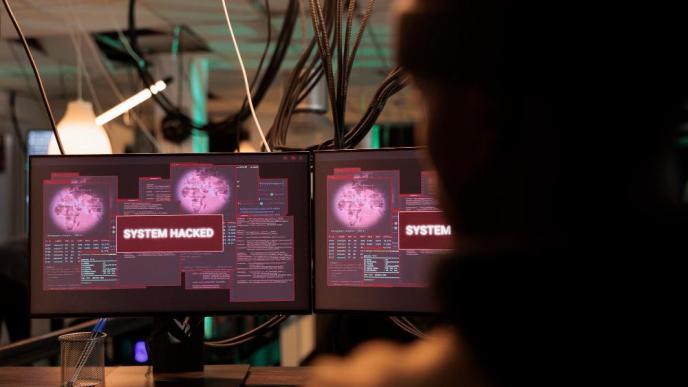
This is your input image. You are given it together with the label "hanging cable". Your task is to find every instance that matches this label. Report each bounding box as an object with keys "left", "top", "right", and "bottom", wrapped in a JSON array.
[
  {"left": 2, "top": 0, "right": 64, "bottom": 155},
  {"left": 237, "top": 0, "right": 272, "bottom": 151},
  {"left": 310, "top": 0, "right": 341, "bottom": 147},
  {"left": 220, "top": 0, "right": 271, "bottom": 152},
  {"left": 266, "top": 0, "right": 394, "bottom": 151},
  {"left": 8, "top": 42, "right": 41, "bottom": 102},
  {"left": 64, "top": 15, "right": 103, "bottom": 114},
  {"left": 266, "top": 0, "right": 334, "bottom": 149},
  {"left": 127, "top": 0, "right": 196, "bottom": 129},
  {"left": 62, "top": 0, "right": 162, "bottom": 152},
  {"left": 8, "top": 91, "right": 26, "bottom": 155},
  {"left": 122, "top": 0, "right": 297, "bottom": 149},
  {"left": 389, "top": 316, "right": 427, "bottom": 339},
  {"left": 204, "top": 315, "right": 288, "bottom": 348},
  {"left": 77, "top": 27, "right": 162, "bottom": 151},
  {"left": 273, "top": 65, "right": 407, "bottom": 151}
]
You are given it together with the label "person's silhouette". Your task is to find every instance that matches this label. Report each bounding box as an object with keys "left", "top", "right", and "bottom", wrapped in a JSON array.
[
  {"left": 0, "top": 238, "right": 30, "bottom": 343},
  {"left": 305, "top": 1, "right": 684, "bottom": 386}
]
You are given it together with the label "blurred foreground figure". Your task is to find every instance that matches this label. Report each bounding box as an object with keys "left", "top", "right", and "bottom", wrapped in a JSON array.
[
  {"left": 0, "top": 238, "right": 30, "bottom": 342},
  {"left": 306, "top": 0, "right": 683, "bottom": 386}
]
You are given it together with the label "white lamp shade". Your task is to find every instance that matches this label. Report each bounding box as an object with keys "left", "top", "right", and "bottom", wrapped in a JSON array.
[
  {"left": 238, "top": 140, "right": 257, "bottom": 153},
  {"left": 48, "top": 100, "right": 113, "bottom": 155}
]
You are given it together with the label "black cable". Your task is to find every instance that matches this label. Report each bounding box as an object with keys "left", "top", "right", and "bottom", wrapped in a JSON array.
[
  {"left": 237, "top": 0, "right": 297, "bottom": 120},
  {"left": 345, "top": 0, "right": 375, "bottom": 82},
  {"left": 8, "top": 42, "right": 40, "bottom": 102},
  {"left": 296, "top": 67, "right": 325, "bottom": 104},
  {"left": 366, "top": 23, "right": 389, "bottom": 71},
  {"left": 248, "top": 0, "right": 272, "bottom": 104},
  {"left": 343, "top": 69, "right": 407, "bottom": 147},
  {"left": 310, "top": 0, "right": 341, "bottom": 147},
  {"left": 147, "top": 0, "right": 298, "bottom": 148},
  {"left": 173, "top": 25, "right": 184, "bottom": 107},
  {"left": 236, "top": 0, "right": 273, "bottom": 148},
  {"left": 205, "top": 315, "right": 288, "bottom": 348},
  {"left": 128, "top": 1, "right": 175, "bottom": 116},
  {"left": 291, "top": 66, "right": 406, "bottom": 151},
  {"left": 2, "top": 0, "right": 65, "bottom": 155},
  {"left": 267, "top": 28, "right": 319, "bottom": 146},
  {"left": 335, "top": 0, "right": 344, "bottom": 137},
  {"left": 336, "top": 0, "right": 376, "bottom": 143},
  {"left": 262, "top": 0, "right": 307, "bottom": 145},
  {"left": 8, "top": 90, "right": 26, "bottom": 155},
  {"left": 270, "top": 0, "right": 381, "bottom": 151},
  {"left": 389, "top": 316, "right": 426, "bottom": 339},
  {"left": 266, "top": 0, "right": 338, "bottom": 149},
  {"left": 337, "top": 0, "right": 356, "bottom": 127},
  {"left": 128, "top": 0, "right": 201, "bottom": 134}
]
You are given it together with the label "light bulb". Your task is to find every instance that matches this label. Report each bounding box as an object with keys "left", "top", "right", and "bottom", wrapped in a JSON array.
[{"left": 48, "top": 100, "right": 112, "bottom": 155}]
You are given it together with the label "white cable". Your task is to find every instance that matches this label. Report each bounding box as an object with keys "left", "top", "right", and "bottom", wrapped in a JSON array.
[
  {"left": 220, "top": 0, "right": 271, "bottom": 152},
  {"left": 66, "top": 1, "right": 161, "bottom": 151}
]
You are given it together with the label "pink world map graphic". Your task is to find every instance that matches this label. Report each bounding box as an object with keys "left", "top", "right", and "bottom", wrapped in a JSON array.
[
  {"left": 50, "top": 187, "right": 105, "bottom": 233},
  {"left": 177, "top": 169, "right": 230, "bottom": 214},
  {"left": 333, "top": 181, "right": 386, "bottom": 228}
]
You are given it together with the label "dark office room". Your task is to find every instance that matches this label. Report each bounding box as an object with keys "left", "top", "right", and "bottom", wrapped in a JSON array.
[{"left": 0, "top": 0, "right": 678, "bottom": 386}]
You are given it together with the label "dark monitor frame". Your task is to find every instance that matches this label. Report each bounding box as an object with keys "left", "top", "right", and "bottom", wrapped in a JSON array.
[
  {"left": 29, "top": 152, "right": 312, "bottom": 317},
  {"left": 312, "top": 147, "right": 442, "bottom": 315}
]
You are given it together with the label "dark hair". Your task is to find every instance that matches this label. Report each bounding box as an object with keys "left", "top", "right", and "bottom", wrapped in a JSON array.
[
  {"left": 398, "top": 1, "right": 685, "bottom": 386},
  {"left": 399, "top": 0, "right": 686, "bottom": 236}
]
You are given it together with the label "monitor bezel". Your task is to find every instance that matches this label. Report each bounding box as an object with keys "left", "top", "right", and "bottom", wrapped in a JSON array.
[{"left": 29, "top": 151, "right": 313, "bottom": 317}]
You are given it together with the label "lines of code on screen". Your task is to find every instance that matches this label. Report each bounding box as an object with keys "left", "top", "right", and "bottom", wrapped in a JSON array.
[
  {"left": 33, "top": 153, "right": 309, "bottom": 314},
  {"left": 322, "top": 152, "right": 453, "bottom": 289}
]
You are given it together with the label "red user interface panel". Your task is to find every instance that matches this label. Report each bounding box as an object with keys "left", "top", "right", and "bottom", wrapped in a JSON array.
[
  {"left": 314, "top": 149, "right": 453, "bottom": 313},
  {"left": 30, "top": 153, "right": 310, "bottom": 315}
]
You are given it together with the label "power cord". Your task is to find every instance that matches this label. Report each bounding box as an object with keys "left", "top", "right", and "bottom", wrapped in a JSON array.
[
  {"left": 266, "top": 0, "right": 395, "bottom": 151},
  {"left": 204, "top": 315, "right": 289, "bottom": 348},
  {"left": 236, "top": 0, "right": 272, "bottom": 151},
  {"left": 125, "top": 0, "right": 297, "bottom": 149},
  {"left": 2, "top": 0, "right": 65, "bottom": 155},
  {"left": 389, "top": 316, "right": 427, "bottom": 339},
  {"left": 8, "top": 91, "right": 26, "bottom": 155},
  {"left": 220, "top": 0, "right": 271, "bottom": 152}
]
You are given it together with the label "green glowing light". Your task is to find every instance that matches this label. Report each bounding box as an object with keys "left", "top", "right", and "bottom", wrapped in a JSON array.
[
  {"left": 204, "top": 316, "right": 213, "bottom": 339},
  {"left": 371, "top": 125, "right": 381, "bottom": 149},
  {"left": 190, "top": 58, "right": 209, "bottom": 153}
]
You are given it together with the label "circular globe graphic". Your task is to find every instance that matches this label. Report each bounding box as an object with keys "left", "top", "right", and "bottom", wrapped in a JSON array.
[
  {"left": 177, "top": 169, "right": 230, "bottom": 214},
  {"left": 333, "top": 182, "right": 386, "bottom": 228},
  {"left": 50, "top": 187, "right": 105, "bottom": 233}
]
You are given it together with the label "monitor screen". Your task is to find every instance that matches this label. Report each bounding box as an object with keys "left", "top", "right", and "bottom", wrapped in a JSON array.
[
  {"left": 27, "top": 130, "right": 53, "bottom": 156},
  {"left": 30, "top": 152, "right": 311, "bottom": 316},
  {"left": 314, "top": 148, "right": 453, "bottom": 313}
]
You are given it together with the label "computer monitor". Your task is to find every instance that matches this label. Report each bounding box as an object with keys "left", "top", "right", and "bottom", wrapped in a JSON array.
[
  {"left": 27, "top": 130, "right": 53, "bottom": 156},
  {"left": 25, "top": 130, "right": 54, "bottom": 230},
  {"left": 30, "top": 152, "right": 311, "bottom": 316},
  {"left": 313, "top": 148, "right": 453, "bottom": 313}
]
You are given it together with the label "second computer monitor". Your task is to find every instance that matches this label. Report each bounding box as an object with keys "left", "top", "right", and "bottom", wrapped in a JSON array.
[
  {"left": 30, "top": 152, "right": 311, "bottom": 316},
  {"left": 314, "top": 148, "right": 453, "bottom": 313}
]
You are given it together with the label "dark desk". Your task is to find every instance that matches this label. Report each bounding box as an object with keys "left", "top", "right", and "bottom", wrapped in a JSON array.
[{"left": 0, "top": 365, "right": 310, "bottom": 386}]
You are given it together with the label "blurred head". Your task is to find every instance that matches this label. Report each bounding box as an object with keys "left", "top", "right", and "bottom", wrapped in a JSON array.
[{"left": 397, "top": 0, "right": 685, "bottom": 243}]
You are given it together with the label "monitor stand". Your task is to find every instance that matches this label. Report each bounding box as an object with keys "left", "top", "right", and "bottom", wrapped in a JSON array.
[
  {"left": 150, "top": 317, "right": 204, "bottom": 374},
  {"left": 146, "top": 317, "right": 250, "bottom": 386}
]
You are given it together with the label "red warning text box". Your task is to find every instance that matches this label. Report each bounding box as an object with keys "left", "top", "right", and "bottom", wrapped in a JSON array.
[
  {"left": 398, "top": 211, "right": 454, "bottom": 250},
  {"left": 116, "top": 214, "right": 224, "bottom": 253}
]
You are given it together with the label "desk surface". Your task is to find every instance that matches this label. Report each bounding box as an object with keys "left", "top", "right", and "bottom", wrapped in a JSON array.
[{"left": 0, "top": 365, "right": 310, "bottom": 387}]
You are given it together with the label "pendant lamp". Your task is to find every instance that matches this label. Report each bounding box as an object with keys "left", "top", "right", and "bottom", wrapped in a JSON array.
[{"left": 48, "top": 99, "right": 112, "bottom": 154}]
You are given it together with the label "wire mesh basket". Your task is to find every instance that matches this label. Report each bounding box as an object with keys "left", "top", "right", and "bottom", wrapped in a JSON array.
[{"left": 59, "top": 332, "right": 107, "bottom": 387}]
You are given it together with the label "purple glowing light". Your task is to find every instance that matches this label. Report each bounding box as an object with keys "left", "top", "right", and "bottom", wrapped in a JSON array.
[
  {"left": 134, "top": 340, "right": 148, "bottom": 363},
  {"left": 333, "top": 182, "right": 386, "bottom": 228},
  {"left": 176, "top": 169, "right": 230, "bottom": 214},
  {"left": 50, "top": 187, "right": 104, "bottom": 233}
]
